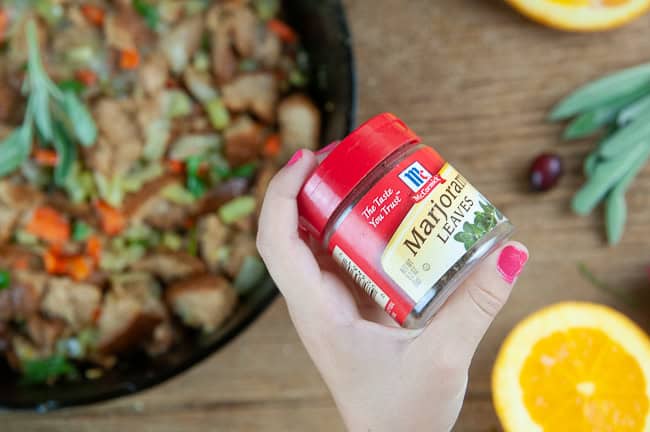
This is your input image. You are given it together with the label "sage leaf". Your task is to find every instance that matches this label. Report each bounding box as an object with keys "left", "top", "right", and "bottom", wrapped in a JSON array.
[
  {"left": 0, "top": 128, "right": 30, "bottom": 177},
  {"left": 31, "top": 86, "right": 53, "bottom": 142},
  {"left": 605, "top": 192, "right": 626, "bottom": 246},
  {"left": 564, "top": 109, "right": 615, "bottom": 140},
  {"left": 617, "top": 92, "right": 650, "bottom": 126},
  {"left": 598, "top": 105, "right": 650, "bottom": 159},
  {"left": 603, "top": 145, "right": 650, "bottom": 245},
  {"left": 62, "top": 90, "right": 97, "bottom": 147},
  {"left": 550, "top": 63, "right": 650, "bottom": 120},
  {"left": 572, "top": 141, "right": 650, "bottom": 215},
  {"left": 583, "top": 151, "right": 600, "bottom": 178},
  {"left": 51, "top": 123, "right": 76, "bottom": 186},
  {"left": 563, "top": 89, "right": 647, "bottom": 139}
]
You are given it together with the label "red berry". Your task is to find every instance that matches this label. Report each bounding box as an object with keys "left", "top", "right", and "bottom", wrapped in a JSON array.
[{"left": 530, "top": 153, "right": 563, "bottom": 192}]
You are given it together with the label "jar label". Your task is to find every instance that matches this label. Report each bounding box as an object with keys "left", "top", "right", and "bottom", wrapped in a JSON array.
[
  {"left": 328, "top": 147, "right": 505, "bottom": 325},
  {"left": 381, "top": 163, "right": 502, "bottom": 302},
  {"left": 333, "top": 246, "right": 390, "bottom": 309}
]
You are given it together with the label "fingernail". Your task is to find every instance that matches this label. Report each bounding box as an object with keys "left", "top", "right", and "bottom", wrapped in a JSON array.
[
  {"left": 315, "top": 141, "right": 339, "bottom": 156},
  {"left": 497, "top": 245, "right": 528, "bottom": 284},
  {"left": 286, "top": 149, "right": 304, "bottom": 167}
]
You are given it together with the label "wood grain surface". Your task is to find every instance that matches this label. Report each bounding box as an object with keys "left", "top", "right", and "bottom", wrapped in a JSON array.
[{"left": 5, "top": 1, "right": 650, "bottom": 430}]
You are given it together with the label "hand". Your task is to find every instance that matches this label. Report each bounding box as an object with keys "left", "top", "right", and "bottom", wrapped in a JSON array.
[{"left": 257, "top": 149, "right": 529, "bottom": 432}]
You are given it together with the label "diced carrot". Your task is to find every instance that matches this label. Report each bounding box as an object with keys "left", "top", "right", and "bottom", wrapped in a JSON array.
[
  {"left": 166, "top": 159, "right": 185, "bottom": 175},
  {"left": 0, "top": 9, "right": 8, "bottom": 43},
  {"left": 33, "top": 149, "right": 59, "bottom": 167},
  {"left": 44, "top": 247, "right": 95, "bottom": 281},
  {"left": 263, "top": 134, "right": 281, "bottom": 157},
  {"left": 13, "top": 257, "right": 30, "bottom": 271},
  {"left": 66, "top": 256, "right": 93, "bottom": 281},
  {"left": 26, "top": 207, "right": 71, "bottom": 245},
  {"left": 183, "top": 218, "right": 195, "bottom": 229},
  {"left": 86, "top": 235, "right": 102, "bottom": 263},
  {"left": 95, "top": 201, "right": 125, "bottom": 236},
  {"left": 267, "top": 19, "right": 297, "bottom": 44},
  {"left": 119, "top": 48, "right": 140, "bottom": 70},
  {"left": 80, "top": 4, "right": 105, "bottom": 26},
  {"left": 75, "top": 68, "right": 98, "bottom": 86},
  {"left": 91, "top": 306, "right": 102, "bottom": 324}
]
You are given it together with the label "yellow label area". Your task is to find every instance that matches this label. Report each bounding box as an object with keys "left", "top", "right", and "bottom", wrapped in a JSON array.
[{"left": 381, "top": 164, "right": 499, "bottom": 303}]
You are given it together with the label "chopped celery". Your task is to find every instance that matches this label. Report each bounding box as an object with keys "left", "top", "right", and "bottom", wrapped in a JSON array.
[
  {"left": 56, "top": 338, "right": 84, "bottom": 359},
  {"left": 122, "top": 162, "right": 164, "bottom": 192},
  {"left": 288, "top": 69, "right": 307, "bottom": 87},
  {"left": 184, "top": 68, "right": 217, "bottom": 102},
  {"left": 204, "top": 98, "right": 230, "bottom": 131},
  {"left": 100, "top": 244, "right": 146, "bottom": 272},
  {"left": 142, "top": 119, "right": 171, "bottom": 161},
  {"left": 239, "top": 59, "right": 258, "bottom": 72},
  {"left": 34, "top": 0, "right": 64, "bottom": 24},
  {"left": 161, "top": 183, "right": 197, "bottom": 205},
  {"left": 187, "top": 227, "right": 198, "bottom": 256},
  {"left": 185, "top": 0, "right": 210, "bottom": 14},
  {"left": 66, "top": 166, "right": 96, "bottom": 204},
  {"left": 95, "top": 173, "right": 124, "bottom": 207},
  {"left": 72, "top": 221, "right": 93, "bottom": 242},
  {"left": 219, "top": 196, "right": 256, "bottom": 224},
  {"left": 66, "top": 46, "right": 94, "bottom": 65},
  {"left": 124, "top": 224, "right": 159, "bottom": 247},
  {"left": 162, "top": 232, "right": 182, "bottom": 251},
  {"left": 169, "top": 134, "right": 220, "bottom": 160},
  {"left": 234, "top": 256, "right": 266, "bottom": 294},
  {"left": 14, "top": 230, "right": 39, "bottom": 246},
  {"left": 0, "top": 270, "right": 10, "bottom": 290},
  {"left": 192, "top": 51, "right": 211, "bottom": 72},
  {"left": 163, "top": 90, "right": 193, "bottom": 118},
  {"left": 253, "top": 0, "right": 280, "bottom": 20}
]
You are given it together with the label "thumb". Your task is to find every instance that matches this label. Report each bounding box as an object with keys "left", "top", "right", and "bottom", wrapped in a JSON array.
[{"left": 415, "top": 241, "right": 529, "bottom": 366}]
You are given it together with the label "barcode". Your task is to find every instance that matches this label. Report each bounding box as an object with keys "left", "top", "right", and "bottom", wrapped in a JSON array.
[{"left": 333, "top": 246, "right": 390, "bottom": 309}]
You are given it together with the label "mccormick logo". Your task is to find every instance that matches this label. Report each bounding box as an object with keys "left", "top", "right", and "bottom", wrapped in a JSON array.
[{"left": 399, "top": 162, "right": 432, "bottom": 192}]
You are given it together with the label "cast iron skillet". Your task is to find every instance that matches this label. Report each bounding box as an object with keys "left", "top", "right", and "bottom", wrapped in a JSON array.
[{"left": 0, "top": 0, "right": 356, "bottom": 411}]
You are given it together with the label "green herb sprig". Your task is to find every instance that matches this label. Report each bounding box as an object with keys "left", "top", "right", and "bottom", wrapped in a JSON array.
[
  {"left": 454, "top": 202, "right": 502, "bottom": 251},
  {"left": 551, "top": 63, "right": 650, "bottom": 245},
  {"left": 22, "top": 354, "right": 78, "bottom": 385},
  {"left": 0, "top": 20, "right": 97, "bottom": 184}
]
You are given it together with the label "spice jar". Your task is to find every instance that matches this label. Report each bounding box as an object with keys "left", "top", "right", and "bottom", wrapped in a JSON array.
[{"left": 297, "top": 113, "right": 514, "bottom": 328}]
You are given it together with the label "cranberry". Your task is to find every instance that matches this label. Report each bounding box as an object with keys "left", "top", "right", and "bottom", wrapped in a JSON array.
[{"left": 529, "top": 153, "right": 563, "bottom": 192}]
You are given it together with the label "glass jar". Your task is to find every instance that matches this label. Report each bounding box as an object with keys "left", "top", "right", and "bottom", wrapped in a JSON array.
[{"left": 297, "top": 113, "right": 514, "bottom": 328}]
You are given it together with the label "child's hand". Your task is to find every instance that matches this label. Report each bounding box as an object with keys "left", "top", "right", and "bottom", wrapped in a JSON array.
[{"left": 257, "top": 149, "right": 528, "bottom": 432}]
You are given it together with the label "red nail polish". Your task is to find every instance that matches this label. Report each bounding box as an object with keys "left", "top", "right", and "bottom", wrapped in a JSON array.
[
  {"left": 315, "top": 141, "right": 340, "bottom": 156},
  {"left": 286, "top": 149, "right": 303, "bottom": 167},
  {"left": 497, "top": 246, "right": 528, "bottom": 284}
]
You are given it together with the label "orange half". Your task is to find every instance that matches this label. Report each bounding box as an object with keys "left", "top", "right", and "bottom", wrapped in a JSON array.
[
  {"left": 493, "top": 302, "right": 650, "bottom": 431},
  {"left": 505, "top": 0, "right": 650, "bottom": 31}
]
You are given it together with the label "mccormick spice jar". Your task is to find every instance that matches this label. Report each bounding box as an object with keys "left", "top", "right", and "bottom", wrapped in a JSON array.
[{"left": 297, "top": 114, "right": 514, "bottom": 328}]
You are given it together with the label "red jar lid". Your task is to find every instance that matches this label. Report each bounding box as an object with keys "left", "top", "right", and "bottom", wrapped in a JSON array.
[{"left": 297, "top": 113, "right": 421, "bottom": 240}]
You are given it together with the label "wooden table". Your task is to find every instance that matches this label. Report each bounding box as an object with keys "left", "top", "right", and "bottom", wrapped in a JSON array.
[{"left": 6, "top": 1, "right": 650, "bottom": 430}]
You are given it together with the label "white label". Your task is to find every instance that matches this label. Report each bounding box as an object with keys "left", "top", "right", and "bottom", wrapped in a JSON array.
[{"left": 333, "top": 246, "right": 390, "bottom": 310}]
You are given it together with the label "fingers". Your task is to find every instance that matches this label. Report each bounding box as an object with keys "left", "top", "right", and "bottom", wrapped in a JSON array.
[
  {"left": 415, "top": 241, "right": 529, "bottom": 366},
  {"left": 257, "top": 149, "right": 361, "bottom": 327},
  {"left": 257, "top": 150, "right": 320, "bottom": 299}
]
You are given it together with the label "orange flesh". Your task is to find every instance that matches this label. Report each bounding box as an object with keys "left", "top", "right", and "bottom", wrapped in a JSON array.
[
  {"left": 549, "top": 0, "right": 631, "bottom": 6},
  {"left": 520, "top": 328, "right": 648, "bottom": 431}
]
